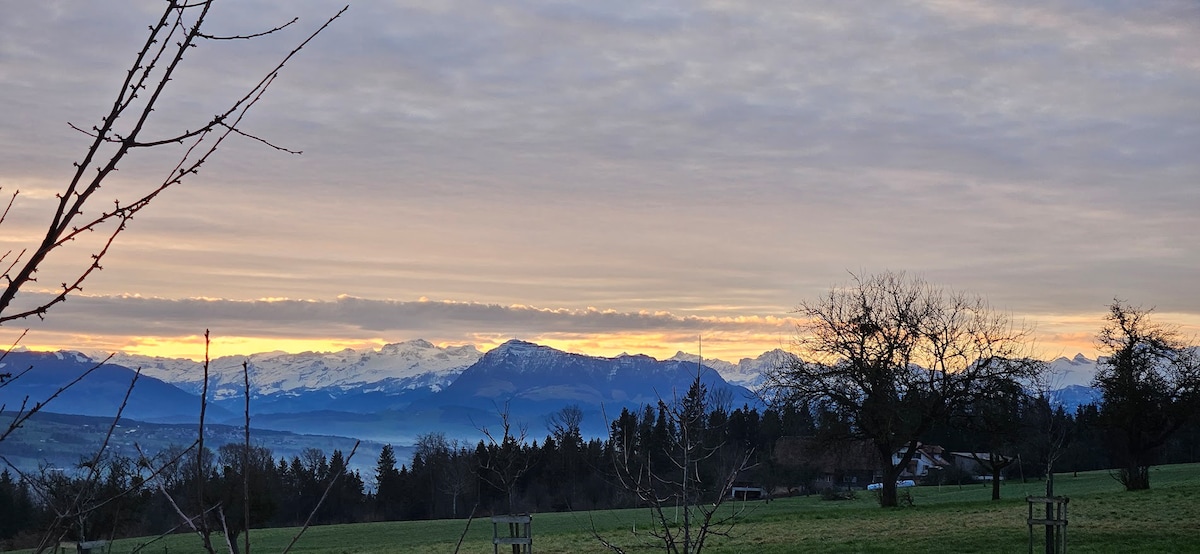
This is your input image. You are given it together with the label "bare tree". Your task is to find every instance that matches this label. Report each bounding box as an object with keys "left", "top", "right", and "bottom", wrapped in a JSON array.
[
  {"left": 477, "top": 403, "right": 534, "bottom": 514},
  {"left": 599, "top": 371, "right": 753, "bottom": 554},
  {"left": 546, "top": 404, "right": 584, "bottom": 446},
  {"left": 1093, "top": 299, "right": 1200, "bottom": 491},
  {"left": 546, "top": 404, "right": 585, "bottom": 508},
  {"left": 763, "top": 271, "right": 1042, "bottom": 507},
  {"left": 440, "top": 443, "right": 475, "bottom": 518}
]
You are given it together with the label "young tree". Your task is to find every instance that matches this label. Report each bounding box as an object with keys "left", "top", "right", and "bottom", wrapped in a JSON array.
[
  {"left": 763, "top": 271, "right": 1042, "bottom": 507},
  {"left": 413, "top": 432, "right": 454, "bottom": 518},
  {"left": 1093, "top": 300, "right": 1200, "bottom": 491},
  {"left": 373, "top": 445, "right": 403, "bottom": 521},
  {"left": 600, "top": 371, "right": 752, "bottom": 554},
  {"left": 439, "top": 444, "right": 476, "bottom": 518},
  {"left": 477, "top": 404, "right": 533, "bottom": 514}
]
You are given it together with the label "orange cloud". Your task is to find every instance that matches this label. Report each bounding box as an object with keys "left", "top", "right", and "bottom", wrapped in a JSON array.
[{"left": 9, "top": 308, "right": 1200, "bottom": 366}]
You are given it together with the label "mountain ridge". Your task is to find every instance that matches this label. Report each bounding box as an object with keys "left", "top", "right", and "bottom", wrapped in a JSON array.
[{"left": 4, "top": 342, "right": 1106, "bottom": 443}]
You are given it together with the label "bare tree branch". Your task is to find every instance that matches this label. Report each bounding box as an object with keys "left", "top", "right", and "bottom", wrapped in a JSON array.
[
  {"left": 0, "top": 2, "right": 347, "bottom": 327},
  {"left": 0, "top": 354, "right": 113, "bottom": 444},
  {"left": 197, "top": 17, "right": 298, "bottom": 40},
  {"left": 282, "top": 440, "right": 360, "bottom": 554}
]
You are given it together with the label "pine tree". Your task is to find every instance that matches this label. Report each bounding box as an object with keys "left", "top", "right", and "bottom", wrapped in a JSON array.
[{"left": 374, "top": 445, "right": 402, "bottom": 520}]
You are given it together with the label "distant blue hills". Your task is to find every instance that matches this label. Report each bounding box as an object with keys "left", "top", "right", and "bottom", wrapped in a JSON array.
[{"left": 0, "top": 350, "right": 231, "bottom": 422}]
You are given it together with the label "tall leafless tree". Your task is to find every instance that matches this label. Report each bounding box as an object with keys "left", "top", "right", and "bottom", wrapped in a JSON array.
[
  {"left": 1094, "top": 299, "right": 1200, "bottom": 491},
  {"left": 763, "top": 271, "right": 1043, "bottom": 507}
]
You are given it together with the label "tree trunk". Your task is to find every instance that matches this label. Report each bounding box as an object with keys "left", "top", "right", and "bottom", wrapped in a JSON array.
[
  {"left": 1044, "top": 472, "right": 1054, "bottom": 554},
  {"left": 878, "top": 466, "right": 899, "bottom": 508},
  {"left": 991, "top": 466, "right": 1002, "bottom": 501},
  {"left": 1121, "top": 464, "right": 1150, "bottom": 490}
]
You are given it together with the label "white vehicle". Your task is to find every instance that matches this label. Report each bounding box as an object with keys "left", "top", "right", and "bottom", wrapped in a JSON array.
[{"left": 867, "top": 480, "right": 915, "bottom": 491}]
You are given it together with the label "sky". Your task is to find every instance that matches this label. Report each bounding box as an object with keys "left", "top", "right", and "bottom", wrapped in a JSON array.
[{"left": 1, "top": 0, "right": 1198, "bottom": 366}]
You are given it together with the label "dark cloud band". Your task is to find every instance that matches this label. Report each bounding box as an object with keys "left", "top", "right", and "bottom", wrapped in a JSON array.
[{"left": 15, "top": 294, "right": 790, "bottom": 341}]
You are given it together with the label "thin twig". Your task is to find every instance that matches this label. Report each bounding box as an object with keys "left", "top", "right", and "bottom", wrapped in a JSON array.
[
  {"left": 197, "top": 17, "right": 298, "bottom": 40},
  {"left": 0, "top": 354, "right": 113, "bottom": 443},
  {"left": 0, "top": 328, "right": 29, "bottom": 369},
  {"left": 218, "top": 505, "right": 236, "bottom": 554},
  {"left": 0, "top": 188, "right": 17, "bottom": 226},
  {"left": 130, "top": 504, "right": 220, "bottom": 554},
  {"left": 242, "top": 360, "right": 251, "bottom": 554},
  {"left": 197, "top": 329, "right": 216, "bottom": 554},
  {"left": 451, "top": 502, "right": 480, "bottom": 554},
  {"left": 39, "top": 367, "right": 142, "bottom": 547},
  {"left": 282, "top": 440, "right": 359, "bottom": 554}
]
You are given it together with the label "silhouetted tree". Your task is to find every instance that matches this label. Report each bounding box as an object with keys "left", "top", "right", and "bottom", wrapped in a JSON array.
[
  {"left": 1094, "top": 300, "right": 1200, "bottom": 491},
  {"left": 477, "top": 404, "right": 533, "bottom": 514},
  {"left": 215, "top": 444, "right": 277, "bottom": 551},
  {"left": 545, "top": 405, "right": 585, "bottom": 509},
  {"left": 373, "top": 445, "right": 403, "bottom": 520},
  {"left": 0, "top": 469, "right": 35, "bottom": 544},
  {"left": 764, "top": 271, "right": 1043, "bottom": 507}
]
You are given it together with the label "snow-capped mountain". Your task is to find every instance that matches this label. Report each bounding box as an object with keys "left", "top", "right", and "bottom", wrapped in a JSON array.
[
  {"left": 437, "top": 339, "right": 753, "bottom": 406},
  {"left": 101, "top": 339, "right": 482, "bottom": 405},
  {"left": 395, "top": 339, "right": 761, "bottom": 439},
  {"left": 11, "top": 341, "right": 1108, "bottom": 445},
  {"left": 667, "top": 349, "right": 797, "bottom": 390},
  {"left": 1047, "top": 353, "right": 1101, "bottom": 388}
]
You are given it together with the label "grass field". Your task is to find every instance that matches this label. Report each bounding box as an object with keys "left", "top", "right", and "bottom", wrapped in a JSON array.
[{"left": 92, "top": 463, "right": 1200, "bottom": 553}]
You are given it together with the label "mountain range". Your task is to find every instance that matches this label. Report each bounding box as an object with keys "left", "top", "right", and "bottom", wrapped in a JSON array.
[
  {"left": 2, "top": 340, "right": 1104, "bottom": 447},
  {"left": 3, "top": 340, "right": 763, "bottom": 444}
]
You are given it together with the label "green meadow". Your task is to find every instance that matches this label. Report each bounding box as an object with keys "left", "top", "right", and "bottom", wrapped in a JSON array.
[{"left": 87, "top": 463, "right": 1200, "bottom": 553}]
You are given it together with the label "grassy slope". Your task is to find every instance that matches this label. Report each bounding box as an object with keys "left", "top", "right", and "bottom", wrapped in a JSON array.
[{"left": 102, "top": 464, "right": 1199, "bottom": 553}]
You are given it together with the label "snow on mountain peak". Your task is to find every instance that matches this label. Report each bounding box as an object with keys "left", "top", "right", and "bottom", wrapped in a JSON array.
[
  {"left": 102, "top": 340, "right": 482, "bottom": 396},
  {"left": 664, "top": 349, "right": 795, "bottom": 390},
  {"left": 1048, "top": 354, "right": 1100, "bottom": 388},
  {"left": 489, "top": 339, "right": 541, "bottom": 357}
]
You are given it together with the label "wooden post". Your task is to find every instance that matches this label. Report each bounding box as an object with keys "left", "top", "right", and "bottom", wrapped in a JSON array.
[
  {"left": 1026, "top": 496, "right": 1068, "bottom": 553},
  {"left": 492, "top": 514, "right": 532, "bottom": 554}
]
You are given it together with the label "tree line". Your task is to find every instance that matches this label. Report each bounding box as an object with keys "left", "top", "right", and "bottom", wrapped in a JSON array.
[{"left": 4, "top": 391, "right": 1197, "bottom": 549}]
